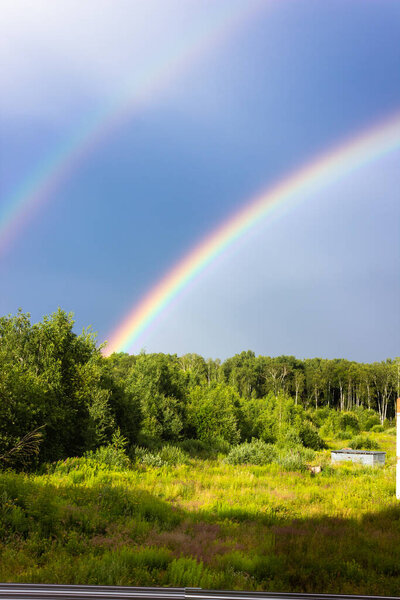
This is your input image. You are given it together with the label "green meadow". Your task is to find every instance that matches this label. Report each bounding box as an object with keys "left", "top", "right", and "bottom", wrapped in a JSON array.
[{"left": 1, "top": 432, "right": 399, "bottom": 595}]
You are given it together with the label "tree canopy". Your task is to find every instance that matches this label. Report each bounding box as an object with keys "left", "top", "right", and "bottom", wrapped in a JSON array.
[{"left": 0, "top": 308, "right": 398, "bottom": 467}]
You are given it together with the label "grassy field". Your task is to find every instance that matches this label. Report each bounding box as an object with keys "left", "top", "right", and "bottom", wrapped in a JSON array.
[{"left": 1, "top": 432, "right": 399, "bottom": 595}]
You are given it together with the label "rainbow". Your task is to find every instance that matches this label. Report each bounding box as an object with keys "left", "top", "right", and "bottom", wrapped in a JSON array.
[
  {"left": 104, "top": 111, "right": 400, "bottom": 356},
  {"left": 0, "top": 1, "right": 262, "bottom": 256}
]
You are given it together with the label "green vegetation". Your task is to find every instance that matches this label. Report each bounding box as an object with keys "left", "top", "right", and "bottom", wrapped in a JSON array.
[
  {"left": 348, "top": 435, "right": 379, "bottom": 451},
  {"left": 1, "top": 309, "right": 400, "bottom": 593},
  {"left": 1, "top": 310, "right": 399, "bottom": 468}
]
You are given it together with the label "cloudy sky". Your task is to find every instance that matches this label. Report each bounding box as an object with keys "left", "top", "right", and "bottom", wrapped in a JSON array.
[{"left": 1, "top": 0, "right": 399, "bottom": 361}]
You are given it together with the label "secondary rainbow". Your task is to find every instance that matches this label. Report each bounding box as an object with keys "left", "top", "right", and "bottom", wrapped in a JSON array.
[
  {"left": 104, "top": 111, "right": 400, "bottom": 356},
  {"left": 0, "top": 1, "right": 262, "bottom": 256}
]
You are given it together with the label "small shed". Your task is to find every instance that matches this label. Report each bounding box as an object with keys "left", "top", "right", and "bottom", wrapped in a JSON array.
[{"left": 331, "top": 448, "right": 386, "bottom": 466}]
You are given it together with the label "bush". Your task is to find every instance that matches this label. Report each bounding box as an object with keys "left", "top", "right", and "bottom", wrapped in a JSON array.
[
  {"left": 207, "top": 437, "right": 232, "bottom": 455},
  {"left": 179, "top": 438, "right": 209, "bottom": 457},
  {"left": 224, "top": 439, "right": 277, "bottom": 466},
  {"left": 320, "top": 411, "right": 360, "bottom": 439},
  {"left": 364, "top": 415, "right": 381, "bottom": 431},
  {"left": 348, "top": 435, "right": 379, "bottom": 450},
  {"left": 256, "top": 393, "right": 307, "bottom": 445},
  {"left": 178, "top": 437, "right": 230, "bottom": 458},
  {"left": 298, "top": 421, "right": 326, "bottom": 450},
  {"left": 134, "top": 433, "right": 163, "bottom": 452},
  {"left": 370, "top": 424, "right": 384, "bottom": 433},
  {"left": 319, "top": 415, "right": 336, "bottom": 438},
  {"left": 225, "top": 438, "right": 316, "bottom": 471},
  {"left": 85, "top": 444, "right": 131, "bottom": 470},
  {"left": 276, "top": 422, "right": 325, "bottom": 451},
  {"left": 276, "top": 428, "right": 302, "bottom": 448},
  {"left": 308, "top": 407, "right": 331, "bottom": 428},
  {"left": 337, "top": 413, "right": 360, "bottom": 435},
  {"left": 134, "top": 445, "right": 189, "bottom": 467},
  {"left": 352, "top": 407, "right": 380, "bottom": 432},
  {"left": 178, "top": 437, "right": 232, "bottom": 458},
  {"left": 84, "top": 429, "right": 130, "bottom": 470},
  {"left": 49, "top": 431, "right": 132, "bottom": 476}
]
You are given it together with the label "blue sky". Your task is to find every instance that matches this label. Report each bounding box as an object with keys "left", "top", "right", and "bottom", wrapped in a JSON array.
[{"left": 1, "top": 0, "right": 399, "bottom": 361}]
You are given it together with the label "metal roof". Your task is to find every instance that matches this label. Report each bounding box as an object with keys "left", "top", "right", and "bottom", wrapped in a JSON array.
[{"left": 331, "top": 449, "right": 386, "bottom": 455}]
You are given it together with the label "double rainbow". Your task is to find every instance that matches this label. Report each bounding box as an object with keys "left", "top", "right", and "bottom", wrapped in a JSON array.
[{"left": 104, "top": 111, "right": 400, "bottom": 356}]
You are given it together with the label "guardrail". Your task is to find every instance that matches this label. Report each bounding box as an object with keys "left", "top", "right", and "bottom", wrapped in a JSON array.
[{"left": 0, "top": 584, "right": 399, "bottom": 600}]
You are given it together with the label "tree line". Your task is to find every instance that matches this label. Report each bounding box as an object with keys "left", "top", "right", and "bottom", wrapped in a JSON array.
[{"left": 0, "top": 309, "right": 398, "bottom": 466}]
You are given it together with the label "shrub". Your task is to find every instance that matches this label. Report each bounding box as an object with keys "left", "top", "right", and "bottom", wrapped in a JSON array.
[
  {"left": 348, "top": 435, "right": 379, "bottom": 450},
  {"left": 320, "top": 411, "right": 360, "bottom": 439},
  {"left": 370, "top": 424, "right": 384, "bottom": 433},
  {"left": 135, "top": 448, "right": 164, "bottom": 468},
  {"left": 364, "top": 415, "right": 381, "bottom": 431},
  {"left": 85, "top": 445, "right": 130, "bottom": 470},
  {"left": 308, "top": 407, "right": 331, "bottom": 428},
  {"left": 134, "top": 433, "right": 163, "bottom": 452},
  {"left": 179, "top": 437, "right": 231, "bottom": 458},
  {"left": 207, "top": 437, "right": 231, "bottom": 455},
  {"left": 353, "top": 407, "right": 380, "bottom": 432},
  {"left": 158, "top": 445, "right": 189, "bottom": 465},
  {"left": 298, "top": 422, "right": 326, "bottom": 450},
  {"left": 49, "top": 434, "right": 131, "bottom": 476},
  {"left": 276, "top": 422, "right": 325, "bottom": 451},
  {"left": 49, "top": 456, "right": 98, "bottom": 475},
  {"left": 179, "top": 438, "right": 209, "bottom": 457},
  {"left": 319, "top": 415, "right": 336, "bottom": 438},
  {"left": 337, "top": 413, "right": 360, "bottom": 435},
  {"left": 225, "top": 438, "right": 316, "bottom": 471},
  {"left": 256, "top": 393, "right": 306, "bottom": 445},
  {"left": 134, "top": 445, "right": 189, "bottom": 467},
  {"left": 182, "top": 436, "right": 231, "bottom": 457},
  {"left": 83, "top": 430, "right": 131, "bottom": 470},
  {"left": 276, "top": 428, "right": 302, "bottom": 448},
  {"left": 224, "top": 439, "right": 277, "bottom": 466}
]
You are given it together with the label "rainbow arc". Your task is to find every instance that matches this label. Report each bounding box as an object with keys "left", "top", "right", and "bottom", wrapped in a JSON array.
[{"left": 104, "top": 111, "right": 400, "bottom": 355}]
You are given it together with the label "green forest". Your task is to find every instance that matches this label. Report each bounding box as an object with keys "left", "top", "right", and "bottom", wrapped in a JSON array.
[
  {"left": 1, "top": 309, "right": 399, "bottom": 593},
  {"left": 1, "top": 309, "right": 399, "bottom": 465}
]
